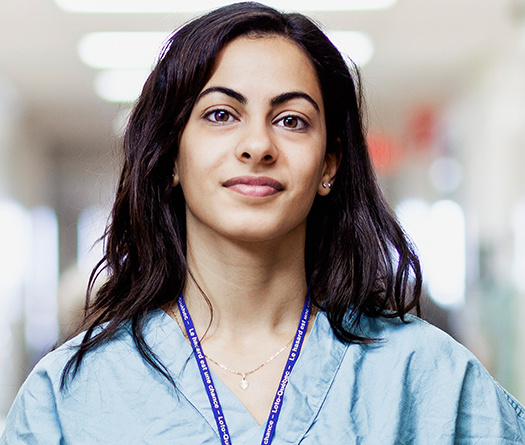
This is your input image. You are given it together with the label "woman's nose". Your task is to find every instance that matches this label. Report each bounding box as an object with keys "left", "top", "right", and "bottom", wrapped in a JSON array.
[{"left": 235, "top": 119, "right": 278, "bottom": 165}]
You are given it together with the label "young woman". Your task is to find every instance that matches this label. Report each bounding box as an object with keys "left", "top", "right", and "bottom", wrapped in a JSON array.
[{"left": 2, "top": 2, "right": 524, "bottom": 444}]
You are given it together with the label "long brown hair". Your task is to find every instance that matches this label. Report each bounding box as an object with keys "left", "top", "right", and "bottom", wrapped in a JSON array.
[{"left": 61, "top": 2, "right": 421, "bottom": 388}]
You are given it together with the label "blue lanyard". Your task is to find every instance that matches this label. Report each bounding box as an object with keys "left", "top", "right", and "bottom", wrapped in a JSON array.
[{"left": 178, "top": 293, "right": 311, "bottom": 445}]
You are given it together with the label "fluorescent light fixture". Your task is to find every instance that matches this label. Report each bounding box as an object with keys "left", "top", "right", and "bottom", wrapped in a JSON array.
[
  {"left": 94, "top": 69, "right": 150, "bottom": 103},
  {"left": 80, "top": 30, "right": 372, "bottom": 72},
  {"left": 56, "top": 0, "right": 397, "bottom": 13},
  {"left": 79, "top": 32, "right": 168, "bottom": 69},
  {"left": 87, "top": 30, "right": 373, "bottom": 103},
  {"left": 327, "top": 31, "right": 374, "bottom": 67}
]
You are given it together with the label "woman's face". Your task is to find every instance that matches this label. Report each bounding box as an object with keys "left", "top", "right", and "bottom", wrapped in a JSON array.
[{"left": 175, "top": 35, "right": 337, "bottom": 245}]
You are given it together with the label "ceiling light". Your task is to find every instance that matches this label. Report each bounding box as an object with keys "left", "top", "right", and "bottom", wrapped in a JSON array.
[
  {"left": 79, "top": 32, "right": 168, "bottom": 69},
  {"left": 86, "top": 30, "right": 374, "bottom": 103},
  {"left": 56, "top": 0, "right": 397, "bottom": 13},
  {"left": 79, "top": 30, "right": 373, "bottom": 72},
  {"left": 89, "top": 30, "right": 373, "bottom": 103},
  {"left": 327, "top": 31, "right": 374, "bottom": 67},
  {"left": 94, "top": 69, "right": 150, "bottom": 103}
]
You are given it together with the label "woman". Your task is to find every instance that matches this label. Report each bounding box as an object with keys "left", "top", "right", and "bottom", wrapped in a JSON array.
[{"left": 2, "top": 2, "right": 524, "bottom": 444}]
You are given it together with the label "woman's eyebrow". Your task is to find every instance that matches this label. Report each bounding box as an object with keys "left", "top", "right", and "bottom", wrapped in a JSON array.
[
  {"left": 196, "top": 86, "right": 246, "bottom": 104},
  {"left": 196, "top": 87, "right": 320, "bottom": 113},
  {"left": 271, "top": 91, "right": 320, "bottom": 112}
]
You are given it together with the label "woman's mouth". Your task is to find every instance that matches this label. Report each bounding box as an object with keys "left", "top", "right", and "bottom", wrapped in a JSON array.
[{"left": 222, "top": 176, "right": 284, "bottom": 197}]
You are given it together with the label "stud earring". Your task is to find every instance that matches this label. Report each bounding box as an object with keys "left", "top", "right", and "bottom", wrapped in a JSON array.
[
  {"left": 322, "top": 182, "right": 327, "bottom": 189},
  {"left": 327, "top": 182, "right": 332, "bottom": 189}
]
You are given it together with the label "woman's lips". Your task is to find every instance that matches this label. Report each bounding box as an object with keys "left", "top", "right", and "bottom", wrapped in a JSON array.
[{"left": 223, "top": 176, "right": 284, "bottom": 197}]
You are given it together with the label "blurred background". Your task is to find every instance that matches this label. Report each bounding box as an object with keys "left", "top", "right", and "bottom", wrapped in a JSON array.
[{"left": 1, "top": 0, "right": 525, "bottom": 428}]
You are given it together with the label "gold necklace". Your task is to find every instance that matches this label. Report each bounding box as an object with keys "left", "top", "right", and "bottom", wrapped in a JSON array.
[
  {"left": 204, "top": 337, "right": 294, "bottom": 390},
  {"left": 170, "top": 304, "right": 294, "bottom": 390}
]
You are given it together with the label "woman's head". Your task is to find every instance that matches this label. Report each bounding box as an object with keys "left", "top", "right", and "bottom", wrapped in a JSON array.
[{"left": 121, "top": 1, "right": 367, "bottom": 266}]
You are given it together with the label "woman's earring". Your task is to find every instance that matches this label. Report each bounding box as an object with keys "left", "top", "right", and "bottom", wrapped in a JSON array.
[
  {"left": 327, "top": 182, "right": 332, "bottom": 189},
  {"left": 172, "top": 172, "right": 180, "bottom": 187},
  {"left": 322, "top": 182, "right": 327, "bottom": 189}
]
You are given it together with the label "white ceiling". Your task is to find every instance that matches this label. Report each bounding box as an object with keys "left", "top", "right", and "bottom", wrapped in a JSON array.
[{"left": 0, "top": 0, "right": 520, "bottom": 156}]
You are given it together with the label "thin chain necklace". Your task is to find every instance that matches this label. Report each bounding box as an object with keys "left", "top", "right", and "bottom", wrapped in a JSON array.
[
  {"left": 170, "top": 304, "right": 294, "bottom": 390},
  {"left": 204, "top": 337, "right": 294, "bottom": 390}
]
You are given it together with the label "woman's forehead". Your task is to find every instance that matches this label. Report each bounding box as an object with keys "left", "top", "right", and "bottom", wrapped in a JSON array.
[{"left": 201, "top": 35, "right": 323, "bottom": 107}]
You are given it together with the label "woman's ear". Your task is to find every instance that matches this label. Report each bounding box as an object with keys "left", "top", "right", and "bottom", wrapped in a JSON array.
[
  {"left": 172, "top": 161, "right": 180, "bottom": 187},
  {"left": 317, "top": 138, "right": 341, "bottom": 196}
]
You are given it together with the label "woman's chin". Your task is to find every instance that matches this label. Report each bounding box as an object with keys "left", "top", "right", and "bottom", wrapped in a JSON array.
[{"left": 218, "top": 222, "right": 306, "bottom": 246}]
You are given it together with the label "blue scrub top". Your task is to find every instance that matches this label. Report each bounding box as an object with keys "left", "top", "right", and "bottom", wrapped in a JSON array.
[{"left": 2, "top": 309, "right": 525, "bottom": 444}]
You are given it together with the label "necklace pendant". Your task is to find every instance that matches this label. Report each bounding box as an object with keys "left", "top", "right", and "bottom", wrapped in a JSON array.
[{"left": 240, "top": 374, "right": 249, "bottom": 390}]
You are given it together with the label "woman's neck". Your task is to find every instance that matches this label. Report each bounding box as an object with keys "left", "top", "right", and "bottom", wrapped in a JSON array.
[{"left": 181, "top": 228, "right": 308, "bottom": 342}]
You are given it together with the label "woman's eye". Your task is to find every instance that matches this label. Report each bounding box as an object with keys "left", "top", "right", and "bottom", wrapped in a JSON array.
[
  {"left": 276, "top": 115, "right": 308, "bottom": 130},
  {"left": 205, "top": 109, "right": 234, "bottom": 123},
  {"left": 283, "top": 116, "right": 298, "bottom": 127}
]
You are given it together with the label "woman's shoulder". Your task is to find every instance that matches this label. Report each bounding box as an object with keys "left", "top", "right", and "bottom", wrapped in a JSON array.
[
  {"left": 25, "top": 309, "right": 170, "bottom": 390},
  {"left": 1, "top": 309, "right": 186, "bottom": 444},
  {"left": 333, "top": 311, "right": 525, "bottom": 440},
  {"left": 354, "top": 312, "right": 524, "bottom": 409},
  {"left": 340, "top": 311, "right": 500, "bottom": 391},
  {"left": 352, "top": 312, "right": 473, "bottom": 360}
]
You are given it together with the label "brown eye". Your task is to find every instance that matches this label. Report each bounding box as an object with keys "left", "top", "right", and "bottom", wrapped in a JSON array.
[
  {"left": 276, "top": 115, "right": 308, "bottom": 131},
  {"left": 213, "top": 110, "right": 230, "bottom": 122},
  {"left": 283, "top": 116, "right": 298, "bottom": 128}
]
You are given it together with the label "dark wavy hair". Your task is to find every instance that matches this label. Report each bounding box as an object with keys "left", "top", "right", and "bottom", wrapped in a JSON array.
[{"left": 62, "top": 1, "right": 421, "bottom": 388}]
